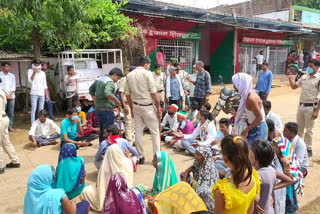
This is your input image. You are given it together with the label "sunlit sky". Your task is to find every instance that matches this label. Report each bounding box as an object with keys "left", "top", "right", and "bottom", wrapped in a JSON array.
[{"left": 156, "top": 0, "right": 250, "bottom": 9}]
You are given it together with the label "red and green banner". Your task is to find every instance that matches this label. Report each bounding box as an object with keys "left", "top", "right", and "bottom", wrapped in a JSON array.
[
  {"left": 143, "top": 29, "right": 201, "bottom": 40},
  {"left": 242, "top": 37, "right": 294, "bottom": 46}
]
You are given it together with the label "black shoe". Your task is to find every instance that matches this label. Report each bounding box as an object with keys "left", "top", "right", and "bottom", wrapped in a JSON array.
[
  {"left": 139, "top": 157, "right": 145, "bottom": 164},
  {"left": 6, "top": 162, "right": 21, "bottom": 168},
  {"left": 0, "top": 168, "right": 4, "bottom": 174},
  {"left": 308, "top": 149, "right": 312, "bottom": 157}
]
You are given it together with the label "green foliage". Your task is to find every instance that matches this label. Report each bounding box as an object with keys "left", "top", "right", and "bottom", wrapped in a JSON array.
[
  {"left": 293, "top": 0, "right": 320, "bottom": 10},
  {"left": 85, "top": 0, "right": 135, "bottom": 48},
  {"left": 0, "top": 0, "right": 134, "bottom": 52}
]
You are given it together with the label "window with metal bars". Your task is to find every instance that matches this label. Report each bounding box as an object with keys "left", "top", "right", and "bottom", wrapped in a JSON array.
[{"left": 158, "top": 39, "right": 195, "bottom": 73}]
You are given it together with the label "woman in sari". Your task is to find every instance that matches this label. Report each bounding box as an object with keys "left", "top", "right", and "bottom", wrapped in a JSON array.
[
  {"left": 150, "top": 182, "right": 208, "bottom": 214},
  {"left": 55, "top": 143, "right": 86, "bottom": 200},
  {"left": 151, "top": 151, "right": 179, "bottom": 196},
  {"left": 102, "top": 172, "right": 147, "bottom": 214},
  {"left": 24, "top": 164, "right": 90, "bottom": 214},
  {"left": 182, "top": 145, "right": 219, "bottom": 212},
  {"left": 81, "top": 144, "right": 133, "bottom": 211}
]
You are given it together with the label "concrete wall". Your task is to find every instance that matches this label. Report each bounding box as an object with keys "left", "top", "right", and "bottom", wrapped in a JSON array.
[
  {"left": 255, "top": 10, "right": 290, "bottom": 21},
  {"left": 211, "top": 0, "right": 291, "bottom": 17}
]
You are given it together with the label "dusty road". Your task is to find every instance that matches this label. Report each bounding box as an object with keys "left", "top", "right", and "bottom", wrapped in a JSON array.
[{"left": 1, "top": 83, "right": 320, "bottom": 214}]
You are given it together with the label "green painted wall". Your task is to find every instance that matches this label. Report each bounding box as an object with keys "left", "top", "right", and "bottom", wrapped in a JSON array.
[{"left": 210, "top": 31, "right": 234, "bottom": 84}]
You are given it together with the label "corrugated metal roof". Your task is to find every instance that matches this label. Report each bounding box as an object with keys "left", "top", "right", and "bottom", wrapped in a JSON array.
[
  {"left": 0, "top": 51, "right": 34, "bottom": 59},
  {"left": 122, "top": 0, "right": 307, "bottom": 33}
]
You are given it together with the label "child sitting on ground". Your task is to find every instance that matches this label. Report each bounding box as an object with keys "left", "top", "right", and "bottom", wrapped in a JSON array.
[
  {"left": 72, "top": 102, "right": 98, "bottom": 139},
  {"left": 212, "top": 118, "right": 232, "bottom": 179},
  {"left": 201, "top": 102, "right": 215, "bottom": 122},
  {"left": 87, "top": 110, "right": 100, "bottom": 134},
  {"left": 251, "top": 140, "right": 293, "bottom": 214},
  {"left": 213, "top": 135, "right": 261, "bottom": 214},
  {"left": 186, "top": 101, "right": 199, "bottom": 128},
  {"left": 94, "top": 125, "right": 139, "bottom": 171}
]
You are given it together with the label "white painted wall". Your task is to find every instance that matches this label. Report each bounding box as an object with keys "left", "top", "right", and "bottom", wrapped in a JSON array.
[{"left": 254, "top": 10, "right": 290, "bottom": 22}]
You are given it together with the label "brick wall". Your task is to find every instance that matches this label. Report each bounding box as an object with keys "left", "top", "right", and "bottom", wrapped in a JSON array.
[{"left": 211, "top": 0, "right": 292, "bottom": 17}]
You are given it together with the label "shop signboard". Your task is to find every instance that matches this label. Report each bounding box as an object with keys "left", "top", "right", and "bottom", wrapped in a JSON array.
[
  {"left": 302, "top": 10, "right": 320, "bottom": 26},
  {"left": 242, "top": 37, "right": 294, "bottom": 46},
  {"left": 142, "top": 29, "right": 201, "bottom": 40}
]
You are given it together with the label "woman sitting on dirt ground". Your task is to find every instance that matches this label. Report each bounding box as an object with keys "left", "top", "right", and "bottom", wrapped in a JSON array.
[
  {"left": 24, "top": 165, "right": 90, "bottom": 214},
  {"left": 181, "top": 145, "right": 219, "bottom": 213}
]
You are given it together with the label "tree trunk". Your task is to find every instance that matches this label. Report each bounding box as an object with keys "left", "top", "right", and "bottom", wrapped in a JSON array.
[{"left": 32, "top": 27, "right": 41, "bottom": 60}]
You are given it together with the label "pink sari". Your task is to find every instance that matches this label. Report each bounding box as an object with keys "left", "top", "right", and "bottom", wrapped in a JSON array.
[{"left": 102, "top": 173, "right": 144, "bottom": 214}]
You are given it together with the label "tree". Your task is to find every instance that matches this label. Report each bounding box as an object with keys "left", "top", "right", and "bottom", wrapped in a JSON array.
[
  {"left": 293, "top": 0, "right": 320, "bottom": 9},
  {"left": 0, "top": 0, "right": 133, "bottom": 59}
]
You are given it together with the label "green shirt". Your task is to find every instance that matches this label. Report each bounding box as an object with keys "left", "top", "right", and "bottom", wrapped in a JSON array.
[{"left": 89, "top": 76, "right": 115, "bottom": 109}]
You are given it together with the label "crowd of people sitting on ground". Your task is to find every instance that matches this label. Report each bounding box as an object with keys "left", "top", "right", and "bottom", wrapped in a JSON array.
[{"left": 0, "top": 57, "right": 311, "bottom": 214}]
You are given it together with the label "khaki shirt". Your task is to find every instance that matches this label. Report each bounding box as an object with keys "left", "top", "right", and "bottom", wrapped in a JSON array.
[
  {"left": 125, "top": 67, "right": 157, "bottom": 105},
  {"left": 296, "top": 72, "right": 320, "bottom": 103},
  {"left": 152, "top": 72, "right": 165, "bottom": 92},
  {"left": 0, "top": 89, "right": 7, "bottom": 119},
  {"left": 118, "top": 77, "right": 127, "bottom": 102}
]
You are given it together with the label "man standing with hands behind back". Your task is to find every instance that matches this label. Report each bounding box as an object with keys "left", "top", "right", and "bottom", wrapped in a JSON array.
[
  {"left": 288, "top": 58, "right": 320, "bottom": 157},
  {"left": 125, "top": 56, "right": 161, "bottom": 164},
  {"left": 187, "top": 61, "right": 211, "bottom": 110}
]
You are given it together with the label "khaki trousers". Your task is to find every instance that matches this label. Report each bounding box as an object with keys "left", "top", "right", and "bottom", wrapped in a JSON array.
[
  {"left": 0, "top": 117, "right": 19, "bottom": 169},
  {"left": 157, "top": 91, "right": 165, "bottom": 104},
  {"left": 296, "top": 105, "right": 314, "bottom": 150},
  {"left": 124, "top": 107, "right": 135, "bottom": 145},
  {"left": 133, "top": 104, "right": 160, "bottom": 158}
]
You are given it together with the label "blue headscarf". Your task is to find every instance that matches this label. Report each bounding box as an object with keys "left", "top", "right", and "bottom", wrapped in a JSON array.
[
  {"left": 55, "top": 143, "right": 86, "bottom": 199},
  {"left": 24, "top": 165, "right": 66, "bottom": 214}
]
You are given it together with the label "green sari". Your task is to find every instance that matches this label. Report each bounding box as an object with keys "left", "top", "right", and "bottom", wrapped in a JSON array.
[
  {"left": 55, "top": 143, "right": 86, "bottom": 200},
  {"left": 152, "top": 151, "right": 178, "bottom": 196}
]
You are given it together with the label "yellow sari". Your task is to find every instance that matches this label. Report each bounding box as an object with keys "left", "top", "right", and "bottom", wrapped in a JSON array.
[{"left": 152, "top": 182, "right": 207, "bottom": 214}]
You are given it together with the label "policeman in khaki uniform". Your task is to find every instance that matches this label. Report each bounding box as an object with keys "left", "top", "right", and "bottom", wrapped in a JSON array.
[
  {"left": 125, "top": 57, "right": 161, "bottom": 164},
  {"left": 289, "top": 58, "right": 320, "bottom": 157},
  {"left": 118, "top": 66, "right": 135, "bottom": 145},
  {"left": 152, "top": 64, "right": 165, "bottom": 104},
  {"left": 0, "top": 78, "right": 20, "bottom": 174}
]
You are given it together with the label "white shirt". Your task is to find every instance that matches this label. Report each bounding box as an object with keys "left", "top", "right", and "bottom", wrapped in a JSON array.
[
  {"left": 312, "top": 50, "right": 318, "bottom": 59},
  {"left": 29, "top": 118, "right": 60, "bottom": 137},
  {"left": 256, "top": 54, "right": 264, "bottom": 65},
  {"left": 0, "top": 72, "right": 16, "bottom": 99},
  {"left": 161, "top": 113, "right": 179, "bottom": 131},
  {"left": 266, "top": 111, "right": 283, "bottom": 132},
  {"left": 189, "top": 74, "right": 197, "bottom": 97},
  {"left": 184, "top": 121, "right": 217, "bottom": 146},
  {"left": 28, "top": 69, "right": 48, "bottom": 96},
  {"left": 291, "top": 135, "right": 308, "bottom": 169}
]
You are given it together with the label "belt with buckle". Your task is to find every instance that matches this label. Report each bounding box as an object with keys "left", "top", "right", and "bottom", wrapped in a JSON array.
[
  {"left": 133, "top": 102, "right": 152, "bottom": 106},
  {"left": 299, "top": 102, "right": 318, "bottom": 107}
]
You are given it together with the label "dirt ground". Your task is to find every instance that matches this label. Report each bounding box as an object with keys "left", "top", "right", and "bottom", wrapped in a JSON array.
[{"left": 1, "top": 83, "right": 320, "bottom": 214}]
